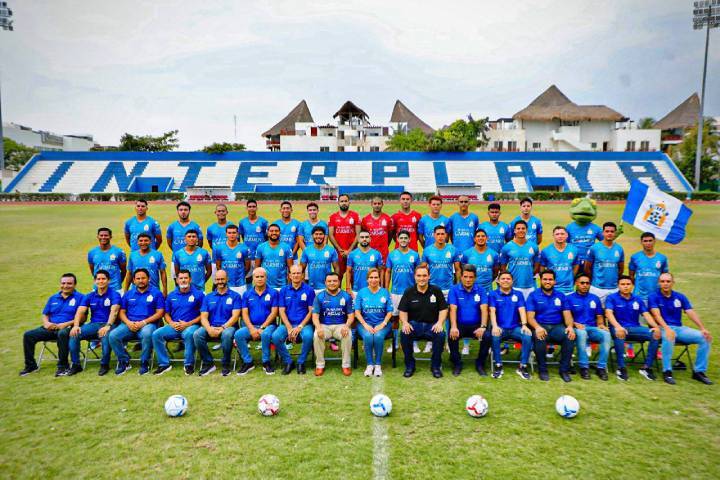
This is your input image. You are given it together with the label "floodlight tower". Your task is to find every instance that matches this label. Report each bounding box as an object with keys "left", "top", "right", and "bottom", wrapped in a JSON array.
[{"left": 0, "top": 1, "right": 14, "bottom": 177}]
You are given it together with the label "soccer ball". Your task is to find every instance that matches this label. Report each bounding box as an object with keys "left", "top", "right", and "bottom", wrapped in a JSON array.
[
  {"left": 465, "top": 395, "right": 489, "bottom": 418},
  {"left": 370, "top": 393, "right": 392, "bottom": 417},
  {"left": 164, "top": 395, "right": 188, "bottom": 417},
  {"left": 258, "top": 394, "right": 280, "bottom": 416},
  {"left": 555, "top": 395, "right": 580, "bottom": 418}
]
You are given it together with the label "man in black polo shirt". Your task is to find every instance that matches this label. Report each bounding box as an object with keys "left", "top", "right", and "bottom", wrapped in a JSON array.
[{"left": 398, "top": 263, "right": 448, "bottom": 378}]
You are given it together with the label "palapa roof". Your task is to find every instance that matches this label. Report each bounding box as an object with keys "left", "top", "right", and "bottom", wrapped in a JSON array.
[
  {"left": 390, "top": 100, "right": 434, "bottom": 134},
  {"left": 513, "top": 85, "right": 626, "bottom": 122},
  {"left": 333, "top": 101, "right": 369, "bottom": 121},
  {"left": 653, "top": 93, "right": 700, "bottom": 130},
  {"left": 262, "top": 100, "right": 314, "bottom": 137}
]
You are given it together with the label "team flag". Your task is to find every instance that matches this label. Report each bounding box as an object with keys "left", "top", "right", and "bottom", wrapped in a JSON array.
[{"left": 621, "top": 180, "right": 693, "bottom": 244}]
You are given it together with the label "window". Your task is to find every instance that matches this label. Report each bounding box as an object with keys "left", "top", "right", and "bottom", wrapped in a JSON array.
[
  {"left": 532, "top": 142, "right": 541, "bottom": 150},
  {"left": 337, "top": 146, "right": 344, "bottom": 152},
  {"left": 640, "top": 140, "right": 650, "bottom": 151},
  {"left": 370, "top": 146, "right": 380, "bottom": 152},
  {"left": 507, "top": 141, "right": 518, "bottom": 151},
  {"left": 338, "top": 131, "right": 345, "bottom": 140},
  {"left": 493, "top": 140, "right": 503, "bottom": 151},
  {"left": 590, "top": 142, "right": 597, "bottom": 150},
  {"left": 320, "top": 147, "right": 330, "bottom": 152},
  {"left": 626, "top": 141, "right": 636, "bottom": 152}
]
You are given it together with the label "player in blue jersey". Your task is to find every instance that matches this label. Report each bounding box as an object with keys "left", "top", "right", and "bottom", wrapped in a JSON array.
[
  {"left": 478, "top": 203, "right": 509, "bottom": 253},
  {"left": 566, "top": 216, "right": 602, "bottom": 265},
  {"left": 585, "top": 222, "right": 625, "bottom": 305},
  {"left": 539, "top": 226, "right": 580, "bottom": 294},
  {"left": 629, "top": 232, "right": 669, "bottom": 302},
  {"left": 166, "top": 201, "right": 204, "bottom": 253},
  {"left": 273, "top": 265, "right": 316, "bottom": 375},
  {"left": 448, "top": 265, "right": 490, "bottom": 376},
  {"left": 460, "top": 229, "right": 500, "bottom": 292},
  {"left": 254, "top": 224, "right": 293, "bottom": 290},
  {"left": 213, "top": 225, "right": 250, "bottom": 295},
  {"left": 384, "top": 230, "right": 420, "bottom": 353},
  {"left": 298, "top": 202, "right": 329, "bottom": 252},
  {"left": 87, "top": 227, "right": 127, "bottom": 292},
  {"left": 238, "top": 199, "right": 268, "bottom": 263},
  {"left": 125, "top": 233, "right": 168, "bottom": 296},
  {"left": 508, "top": 197, "right": 543, "bottom": 245},
  {"left": 649, "top": 273, "right": 713, "bottom": 385},
  {"left": 346, "top": 230, "right": 384, "bottom": 295},
  {"left": 354, "top": 268, "right": 394, "bottom": 376},
  {"left": 499, "top": 220, "right": 540, "bottom": 299},
  {"left": 235, "top": 267, "right": 279, "bottom": 375},
  {"left": 422, "top": 225, "right": 460, "bottom": 296},
  {"left": 274, "top": 201, "right": 302, "bottom": 261},
  {"left": 300, "top": 226, "right": 339, "bottom": 292},
  {"left": 124, "top": 199, "right": 162, "bottom": 251},
  {"left": 418, "top": 195, "right": 450, "bottom": 248},
  {"left": 312, "top": 272, "right": 355, "bottom": 376},
  {"left": 206, "top": 203, "right": 234, "bottom": 256},
  {"left": 448, "top": 195, "right": 480, "bottom": 252},
  {"left": 172, "top": 230, "right": 212, "bottom": 291}
]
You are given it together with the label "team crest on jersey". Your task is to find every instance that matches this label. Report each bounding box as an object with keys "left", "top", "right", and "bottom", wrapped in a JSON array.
[
  {"left": 226, "top": 297, "right": 233, "bottom": 305},
  {"left": 147, "top": 295, "right": 154, "bottom": 302},
  {"left": 590, "top": 300, "right": 597, "bottom": 309},
  {"left": 499, "top": 227, "right": 505, "bottom": 234},
  {"left": 632, "top": 302, "right": 639, "bottom": 310},
  {"left": 301, "top": 293, "right": 307, "bottom": 301},
  {"left": 643, "top": 202, "right": 670, "bottom": 227},
  {"left": 587, "top": 228, "right": 593, "bottom": 235},
  {"left": 469, "top": 221, "right": 474, "bottom": 227},
  {"left": 104, "top": 298, "right": 111, "bottom": 307},
  {"left": 568, "top": 252, "right": 574, "bottom": 260},
  {"left": 511, "top": 295, "right": 518, "bottom": 302},
  {"left": 409, "top": 256, "right": 415, "bottom": 262},
  {"left": 412, "top": 217, "right": 417, "bottom": 223},
  {"left": 279, "top": 249, "right": 284, "bottom": 256},
  {"left": 655, "top": 261, "right": 661, "bottom": 269},
  {"left": 529, "top": 248, "right": 534, "bottom": 254},
  {"left": 554, "top": 298, "right": 561, "bottom": 306},
  {"left": 430, "top": 294, "right": 436, "bottom": 303},
  {"left": 291, "top": 226, "right": 296, "bottom": 232},
  {"left": 486, "top": 254, "right": 493, "bottom": 262},
  {"left": 189, "top": 295, "right": 195, "bottom": 302},
  {"left": 531, "top": 223, "right": 537, "bottom": 229},
  {"left": 236, "top": 251, "right": 243, "bottom": 259},
  {"left": 149, "top": 256, "right": 155, "bottom": 263},
  {"left": 256, "top": 226, "right": 261, "bottom": 233},
  {"left": 381, "top": 296, "right": 387, "bottom": 303},
  {"left": 474, "top": 294, "right": 480, "bottom": 302},
  {"left": 444, "top": 251, "right": 451, "bottom": 259},
  {"left": 110, "top": 254, "right": 116, "bottom": 260},
  {"left": 264, "top": 293, "right": 271, "bottom": 301},
  {"left": 381, "top": 219, "right": 387, "bottom": 226},
  {"left": 196, "top": 254, "right": 203, "bottom": 262},
  {"left": 143, "top": 225, "right": 149, "bottom": 231},
  {"left": 69, "top": 298, "right": 76, "bottom": 306},
  {"left": 673, "top": 299, "right": 682, "bottom": 308},
  {"left": 349, "top": 218, "right": 355, "bottom": 225},
  {"left": 340, "top": 297, "right": 346, "bottom": 306},
  {"left": 323, "top": 251, "right": 330, "bottom": 258},
  {"left": 370, "top": 255, "right": 375, "bottom": 261},
  {"left": 614, "top": 251, "right": 620, "bottom": 258}
]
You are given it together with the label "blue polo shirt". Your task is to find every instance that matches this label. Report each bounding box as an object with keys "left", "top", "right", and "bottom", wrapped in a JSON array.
[
  {"left": 81, "top": 289, "right": 121, "bottom": 324},
  {"left": 422, "top": 244, "right": 459, "bottom": 291},
  {"left": 448, "top": 283, "right": 487, "bottom": 325},
  {"left": 629, "top": 252, "right": 669, "bottom": 300},
  {"left": 565, "top": 291, "right": 603, "bottom": 326},
  {"left": 418, "top": 215, "right": 450, "bottom": 248},
  {"left": 301, "top": 244, "right": 339, "bottom": 290},
  {"left": 238, "top": 217, "right": 268, "bottom": 259},
  {"left": 478, "top": 221, "right": 509, "bottom": 253},
  {"left": 587, "top": 242, "right": 625, "bottom": 289},
  {"left": 648, "top": 290, "right": 692, "bottom": 327},
  {"left": 354, "top": 287, "right": 393, "bottom": 327},
  {"left": 213, "top": 242, "right": 250, "bottom": 288},
  {"left": 166, "top": 221, "right": 204, "bottom": 252},
  {"left": 206, "top": 222, "right": 235, "bottom": 250},
  {"left": 386, "top": 248, "right": 420, "bottom": 295},
  {"left": 448, "top": 212, "right": 480, "bottom": 252},
  {"left": 201, "top": 289, "right": 242, "bottom": 327},
  {"left": 165, "top": 287, "right": 204, "bottom": 322},
  {"left": 42, "top": 290, "right": 85, "bottom": 324},
  {"left": 459, "top": 247, "right": 499, "bottom": 291},
  {"left": 488, "top": 288, "right": 525, "bottom": 329},
  {"left": 300, "top": 220, "right": 329, "bottom": 242},
  {"left": 605, "top": 292, "right": 647, "bottom": 328},
  {"left": 242, "top": 288, "right": 278, "bottom": 327},
  {"left": 499, "top": 240, "right": 539, "bottom": 289},
  {"left": 172, "top": 247, "right": 211, "bottom": 291},
  {"left": 347, "top": 247, "right": 383, "bottom": 292},
  {"left": 124, "top": 216, "right": 161, "bottom": 251},
  {"left": 127, "top": 249, "right": 165, "bottom": 289},
  {"left": 274, "top": 218, "right": 302, "bottom": 258},
  {"left": 255, "top": 241, "right": 292, "bottom": 289},
  {"left": 87, "top": 245, "right": 127, "bottom": 291},
  {"left": 566, "top": 222, "right": 602, "bottom": 262},
  {"left": 526, "top": 289, "right": 569, "bottom": 325},
  {"left": 539, "top": 244, "right": 580, "bottom": 293},
  {"left": 508, "top": 215, "right": 543, "bottom": 243},
  {"left": 121, "top": 287, "right": 165, "bottom": 322},
  {"left": 279, "top": 283, "right": 316, "bottom": 326},
  {"left": 313, "top": 290, "right": 353, "bottom": 325}
]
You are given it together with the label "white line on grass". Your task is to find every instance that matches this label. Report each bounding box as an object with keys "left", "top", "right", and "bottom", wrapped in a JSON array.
[{"left": 372, "top": 375, "right": 389, "bottom": 480}]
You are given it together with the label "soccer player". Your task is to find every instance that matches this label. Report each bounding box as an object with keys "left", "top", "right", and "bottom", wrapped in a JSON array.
[
  {"left": 254, "top": 224, "right": 293, "bottom": 290},
  {"left": 508, "top": 197, "right": 543, "bottom": 245},
  {"left": 124, "top": 199, "right": 162, "bottom": 251},
  {"left": 539, "top": 226, "right": 580, "bottom": 294},
  {"left": 629, "top": 232, "right": 669, "bottom": 302},
  {"left": 421, "top": 225, "right": 460, "bottom": 298},
  {"left": 448, "top": 265, "right": 490, "bottom": 376},
  {"left": 354, "top": 268, "right": 394, "bottom": 377},
  {"left": 448, "top": 195, "right": 479, "bottom": 253},
  {"left": 391, "top": 191, "right": 422, "bottom": 251},
  {"left": 385, "top": 230, "right": 420, "bottom": 353},
  {"left": 460, "top": 229, "right": 500, "bottom": 293},
  {"left": 125, "top": 233, "right": 168, "bottom": 296},
  {"left": 298, "top": 202, "right": 328, "bottom": 252},
  {"left": 526, "top": 270, "right": 576, "bottom": 382},
  {"left": 605, "top": 275, "right": 661, "bottom": 381},
  {"left": 499, "top": 220, "right": 539, "bottom": 300},
  {"left": 172, "top": 230, "right": 211, "bottom": 291},
  {"left": 235, "top": 267, "right": 279, "bottom": 375},
  {"left": 300, "top": 226, "right": 339, "bottom": 293},
  {"left": 312, "top": 272, "right": 354, "bottom": 376},
  {"left": 585, "top": 222, "right": 624, "bottom": 305},
  {"left": 566, "top": 273, "right": 612, "bottom": 380},
  {"left": 274, "top": 201, "right": 302, "bottom": 261},
  {"left": 109, "top": 269, "right": 165, "bottom": 376},
  {"left": 478, "top": 203, "right": 509, "bottom": 253},
  {"left": 328, "top": 194, "right": 361, "bottom": 284},
  {"left": 213, "top": 225, "right": 250, "bottom": 295},
  {"left": 20, "top": 273, "right": 84, "bottom": 377},
  {"left": 649, "top": 273, "right": 713, "bottom": 385},
  {"left": 273, "top": 265, "right": 316, "bottom": 375},
  {"left": 206, "top": 204, "right": 234, "bottom": 251},
  {"left": 346, "top": 230, "right": 384, "bottom": 295},
  {"left": 193, "top": 269, "right": 242, "bottom": 376},
  {"left": 66, "top": 270, "right": 121, "bottom": 376},
  {"left": 150, "top": 269, "right": 204, "bottom": 376},
  {"left": 418, "top": 195, "right": 450, "bottom": 248},
  {"left": 166, "top": 201, "right": 204, "bottom": 252},
  {"left": 238, "top": 199, "right": 269, "bottom": 263},
  {"left": 361, "top": 197, "right": 393, "bottom": 263},
  {"left": 87, "top": 227, "right": 127, "bottom": 293}
]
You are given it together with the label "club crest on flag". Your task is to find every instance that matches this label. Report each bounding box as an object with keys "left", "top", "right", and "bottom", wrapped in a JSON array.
[{"left": 622, "top": 181, "right": 693, "bottom": 245}]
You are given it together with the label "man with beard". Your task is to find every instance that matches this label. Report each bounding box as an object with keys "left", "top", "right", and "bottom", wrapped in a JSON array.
[
  {"left": 300, "top": 227, "right": 339, "bottom": 293},
  {"left": 391, "top": 191, "right": 422, "bottom": 252},
  {"left": 346, "top": 230, "right": 384, "bottom": 296},
  {"left": 166, "top": 201, "right": 204, "bottom": 252},
  {"left": 124, "top": 199, "right": 162, "bottom": 251},
  {"left": 361, "top": 197, "right": 393, "bottom": 263},
  {"left": 328, "top": 194, "right": 360, "bottom": 285},
  {"left": 87, "top": 227, "right": 127, "bottom": 293},
  {"left": 172, "top": 230, "right": 211, "bottom": 291},
  {"left": 125, "top": 233, "right": 168, "bottom": 297},
  {"left": 213, "top": 225, "right": 250, "bottom": 295},
  {"left": 255, "top": 224, "right": 293, "bottom": 290}
]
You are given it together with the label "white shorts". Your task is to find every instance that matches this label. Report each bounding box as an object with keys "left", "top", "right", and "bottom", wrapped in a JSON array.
[
  {"left": 230, "top": 285, "right": 247, "bottom": 296},
  {"left": 211, "top": 263, "right": 218, "bottom": 283},
  {"left": 391, "top": 293, "right": 403, "bottom": 316},
  {"left": 589, "top": 286, "right": 618, "bottom": 307},
  {"left": 516, "top": 287, "right": 535, "bottom": 300},
  {"left": 442, "top": 290, "right": 449, "bottom": 301}
]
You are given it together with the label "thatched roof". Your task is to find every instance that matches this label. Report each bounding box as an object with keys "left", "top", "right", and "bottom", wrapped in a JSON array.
[
  {"left": 333, "top": 101, "right": 369, "bottom": 121},
  {"left": 513, "top": 85, "right": 627, "bottom": 122},
  {"left": 262, "top": 100, "right": 314, "bottom": 137},
  {"left": 654, "top": 93, "right": 700, "bottom": 130},
  {"left": 390, "top": 100, "right": 434, "bottom": 134}
]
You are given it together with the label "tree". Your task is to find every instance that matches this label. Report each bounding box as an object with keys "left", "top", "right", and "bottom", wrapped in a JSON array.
[
  {"left": 202, "top": 142, "right": 246, "bottom": 154},
  {"left": 638, "top": 117, "right": 656, "bottom": 129},
  {"left": 118, "top": 130, "right": 179, "bottom": 152},
  {"left": 3, "top": 137, "right": 38, "bottom": 171},
  {"left": 386, "top": 128, "right": 430, "bottom": 151},
  {"left": 428, "top": 115, "right": 489, "bottom": 152},
  {"left": 674, "top": 119, "right": 720, "bottom": 188}
]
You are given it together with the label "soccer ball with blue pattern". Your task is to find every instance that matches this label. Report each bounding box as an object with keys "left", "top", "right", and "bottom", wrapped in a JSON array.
[
  {"left": 555, "top": 395, "right": 580, "bottom": 418},
  {"left": 370, "top": 394, "right": 392, "bottom": 417},
  {"left": 164, "top": 395, "right": 188, "bottom": 417}
]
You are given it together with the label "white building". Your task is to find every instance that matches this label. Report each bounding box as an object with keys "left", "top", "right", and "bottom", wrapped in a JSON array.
[{"left": 3, "top": 122, "right": 96, "bottom": 151}]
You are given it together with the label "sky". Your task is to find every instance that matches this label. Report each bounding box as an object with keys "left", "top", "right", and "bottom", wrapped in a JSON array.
[{"left": 1, "top": 0, "right": 718, "bottom": 150}]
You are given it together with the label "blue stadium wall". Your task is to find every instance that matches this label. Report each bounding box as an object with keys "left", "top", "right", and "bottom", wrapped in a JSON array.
[{"left": 4, "top": 151, "right": 692, "bottom": 194}]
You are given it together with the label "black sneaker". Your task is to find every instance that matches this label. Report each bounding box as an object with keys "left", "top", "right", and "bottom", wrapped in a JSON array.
[
  {"left": 221, "top": 365, "right": 231, "bottom": 376},
  {"left": 431, "top": 368, "right": 443, "bottom": 378},
  {"left": 263, "top": 361, "right": 276, "bottom": 375},
  {"left": 516, "top": 365, "right": 531, "bottom": 380},
  {"left": 153, "top": 365, "right": 172, "bottom": 376},
  {"left": 579, "top": 367, "right": 590, "bottom": 380},
  {"left": 296, "top": 363, "right": 306, "bottom": 374},
  {"left": 115, "top": 362, "right": 131, "bottom": 376},
  {"left": 475, "top": 363, "right": 487, "bottom": 377},
  {"left": 639, "top": 367, "right": 656, "bottom": 381},
  {"left": 199, "top": 363, "right": 216, "bottom": 376},
  {"left": 184, "top": 365, "right": 194, "bottom": 376},
  {"left": 403, "top": 368, "right": 415, "bottom": 378},
  {"left": 98, "top": 364, "right": 110, "bottom": 376},
  {"left": 138, "top": 362, "right": 150, "bottom": 375},
  {"left": 595, "top": 367, "right": 609, "bottom": 381},
  {"left": 492, "top": 365, "right": 503, "bottom": 379},
  {"left": 19, "top": 365, "right": 39, "bottom": 376},
  {"left": 692, "top": 371, "right": 713, "bottom": 385},
  {"left": 452, "top": 365, "right": 462, "bottom": 377},
  {"left": 560, "top": 371, "right": 572, "bottom": 383},
  {"left": 663, "top": 370, "right": 676, "bottom": 385},
  {"left": 237, "top": 362, "right": 255, "bottom": 376},
  {"left": 538, "top": 370, "right": 550, "bottom": 381},
  {"left": 616, "top": 367, "right": 629, "bottom": 381},
  {"left": 282, "top": 360, "right": 295, "bottom": 375},
  {"left": 66, "top": 364, "right": 83, "bottom": 376},
  {"left": 55, "top": 367, "right": 69, "bottom": 377}
]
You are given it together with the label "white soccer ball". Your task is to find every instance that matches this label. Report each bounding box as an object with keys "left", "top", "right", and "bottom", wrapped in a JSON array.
[
  {"left": 465, "top": 395, "right": 489, "bottom": 418},
  {"left": 370, "top": 393, "right": 392, "bottom": 417},
  {"left": 555, "top": 395, "right": 580, "bottom": 418},
  {"left": 164, "top": 394, "right": 188, "bottom": 417},
  {"left": 258, "top": 394, "right": 280, "bottom": 416}
]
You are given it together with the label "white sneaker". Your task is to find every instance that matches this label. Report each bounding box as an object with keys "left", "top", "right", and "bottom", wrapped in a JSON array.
[
  {"left": 586, "top": 346, "right": 592, "bottom": 357},
  {"left": 413, "top": 343, "right": 421, "bottom": 353},
  {"left": 423, "top": 342, "right": 432, "bottom": 353},
  {"left": 461, "top": 345, "right": 470, "bottom": 355},
  {"left": 364, "top": 365, "right": 374, "bottom": 377},
  {"left": 374, "top": 365, "right": 382, "bottom": 377},
  {"left": 255, "top": 344, "right": 262, "bottom": 350},
  {"left": 386, "top": 345, "right": 393, "bottom": 353}
]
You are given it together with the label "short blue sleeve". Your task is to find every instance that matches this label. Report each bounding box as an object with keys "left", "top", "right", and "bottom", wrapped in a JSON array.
[
  {"left": 312, "top": 294, "right": 322, "bottom": 314},
  {"left": 448, "top": 287, "right": 459, "bottom": 306}
]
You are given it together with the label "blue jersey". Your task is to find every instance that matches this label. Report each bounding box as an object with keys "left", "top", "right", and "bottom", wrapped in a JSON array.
[
  {"left": 279, "top": 283, "right": 316, "bottom": 326},
  {"left": 300, "top": 220, "right": 329, "bottom": 242},
  {"left": 354, "top": 287, "right": 393, "bottom": 326},
  {"left": 459, "top": 247, "right": 499, "bottom": 291},
  {"left": 606, "top": 292, "right": 647, "bottom": 328},
  {"left": 313, "top": 290, "right": 353, "bottom": 325},
  {"left": 213, "top": 242, "right": 250, "bottom": 288},
  {"left": 201, "top": 289, "right": 242, "bottom": 327},
  {"left": 172, "top": 247, "right": 211, "bottom": 291},
  {"left": 499, "top": 241, "right": 539, "bottom": 289},
  {"left": 566, "top": 222, "right": 602, "bottom": 262},
  {"left": 242, "top": 288, "right": 278, "bottom": 327},
  {"left": 43, "top": 291, "right": 85, "bottom": 324},
  {"left": 448, "top": 213, "right": 479, "bottom": 252},
  {"left": 648, "top": 290, "right": 692, "bottom": 327},
  {"left": 87, "top": 245, "right": 127, "bottom": 290},
  {"left": 477, "top": 221, "right": 509, "bottom": 253},
  {"left": 255, "top": 241, "right": 292, "bottom": 289},
  {"left": 347, "top": 248, "right": 383, "bottom": 292},
  {"left": 565, "top": 292, "right": 603, "bottom": 326},
  {"left": 448, "top": 283, "right": 487, "bottom": 325},
  {"left": 80, "top": 289, "right": 121, "bottom": 324},
  {"left": 386, "top": 248, "right": 420, "bottom": 295},
  {"left": 418, "top": 215, "right": 450, "bottom": 248},
  {"left": 124, "top": 216, "right": 161, "bottom": 251},
  {"left": 422, "top": 244, "right": 459, "bottom": 291},
  {"left": 127, "top": 249, "right": 166, "bottom": 289},
  {"left": 300, "top": 244, "right": 338, "bottom": 290},
  {"left": 121, "top": 287, "right": 164, "bottom": 322},
  {"left": 508, "top": 215, "right": 543, "bottom": 243},
  {"left": 488, "top": 288, "right": 525, "bottom": 329},
  {"left": 629, "top": 252, "right": 669, "bottom": 300},
  {"left": 165, "top": 287, "right": 204, "bottom": 322},
  {"left": 206, "top": 222, "right": 235, "bottom": 250},
  {"left": 274, "top": 218, "right": 302, "bottom": 258},
  {"left": 526, "top": 289, "right": 569, "bottom": 325},
  {"left": 539, "top": 244, "right": 580, "bottom": 293},
  {"left": 166, "top": 221, "right": 204, "bottom": 252},
  {"left": 238, "top": 217, "right": 268, "bottom": 259},
  {"left": 587, "top": 242, "right": 624, "bottom": 289}
]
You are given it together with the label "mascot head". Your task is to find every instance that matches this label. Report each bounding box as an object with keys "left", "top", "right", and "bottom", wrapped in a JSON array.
[{"left": 570, "top": 197, "right": 598, "bottom": 226}]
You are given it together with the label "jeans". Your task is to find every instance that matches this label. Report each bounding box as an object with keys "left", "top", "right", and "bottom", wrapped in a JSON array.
[
  {"left": 401, "top": 321, "right": 445, "bottom": 371},
  {"left": 193, "top": 326, "right": 237, "bottom": 366},
  {"left": 610, "top": 325, "right": 659, "bottom": 369},
  {"left": 22, "top": 326, "right": 71, "bottom": 369},
  {"left": 492, "top": 326, "right": 533, "bottom": 365},
  {"left": 272, "top": 324, "right": 314, "bottom": 365},
  {"left": 108, "top": 322, "right": 157, "bottom": 365},
  {"left": 533, "top": 323, "right": 573, "bottom": 373},
  {"left": 448, "top": 323, "right": 490, "bottom": 368},
  {"left": 357, "top": 323, "right": 393, "bottom": 366},
  {"left": 235, "top": 324, "right": 277, "bottom": 363},
  {"left": 575, "top": 326, "right": 612, "bottom": 369},
  {"left": 662, "top": 325, "right": 711, "bottom": 373},
  {"left": 152, "top": 324, "right": 200, "bottom": 367},
  {"left": 68, "top": 322, "right": 113, "bottom": 366}
]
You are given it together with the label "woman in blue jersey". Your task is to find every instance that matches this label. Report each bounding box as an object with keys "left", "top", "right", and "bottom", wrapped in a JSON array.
[{"left": 354, "top": 268, "right": 394, "bottom": 377}]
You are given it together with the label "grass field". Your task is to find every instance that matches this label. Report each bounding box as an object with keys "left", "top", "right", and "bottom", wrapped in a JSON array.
[{"left": 0, "top": 201, "right": 719, "bottom": 479}]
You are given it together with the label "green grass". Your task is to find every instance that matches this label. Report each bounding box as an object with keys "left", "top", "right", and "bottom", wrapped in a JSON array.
[{"left": 0, "top": 202, "right": 719, "bottom": 479}]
